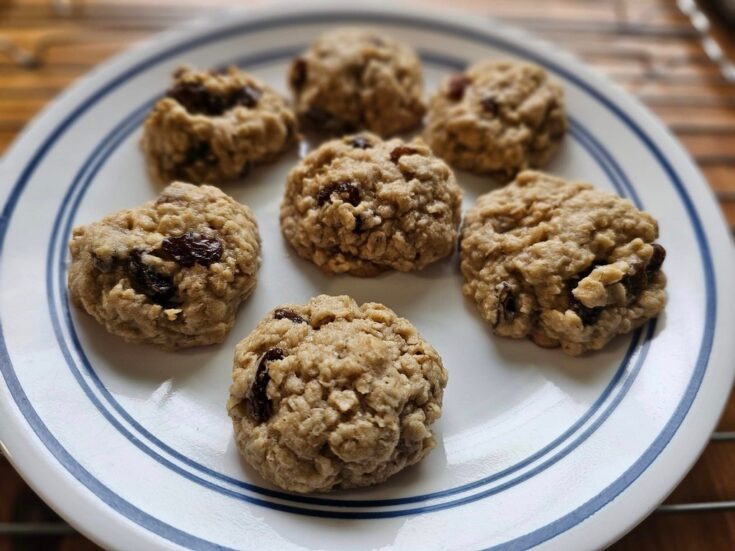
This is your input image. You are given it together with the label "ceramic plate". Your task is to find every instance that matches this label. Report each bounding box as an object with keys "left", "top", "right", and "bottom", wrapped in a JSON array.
[{"left": 1, "top": 4, "right": 734, "bottom": 550}]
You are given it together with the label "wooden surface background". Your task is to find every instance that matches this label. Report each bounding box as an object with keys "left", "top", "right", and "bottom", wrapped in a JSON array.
[{"left": 1, "top": 0, "right": 734, "bottom": 549}]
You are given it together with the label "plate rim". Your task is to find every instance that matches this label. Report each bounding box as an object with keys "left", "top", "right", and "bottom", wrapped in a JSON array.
[{"left": 0, "top": 3, "right": 733, "bottom": 550}]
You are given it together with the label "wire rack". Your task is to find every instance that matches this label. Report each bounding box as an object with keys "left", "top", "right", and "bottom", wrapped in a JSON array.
[{"left": 1, "top": 0, "right": 734, "bottom": 548}]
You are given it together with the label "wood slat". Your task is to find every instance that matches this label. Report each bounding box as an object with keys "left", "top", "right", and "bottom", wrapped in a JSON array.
[
  {"left": 666, "top": 443, "right": 735, "bottom": 503},
  {"left": 612, "top": 512, "right": 735, "bottom": 550},
  {"left": 621, "top": 78, "right": 735, "bottom": 97},
  {"left": 0, "top": 131, "right": 16, "bottom": 153},
  {"left": 678, "top": 133, "right": 735, "bottom": 157},
  {"left": 719, "top": 202, "right": 735, "bottom": 227},
  {"left": 703, "top": 166, "right": 735, "bottom": 194},
  {"left": 2, "top": 0, "right": 684, "bottom": 26},
  {"left": 717, "top": 387, "right": 735, "bottom": 431}
]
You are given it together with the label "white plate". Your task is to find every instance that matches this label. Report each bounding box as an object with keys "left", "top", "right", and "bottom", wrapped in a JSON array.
[{"left": 1, "top": 4, "right": 734, "bottom": 550}]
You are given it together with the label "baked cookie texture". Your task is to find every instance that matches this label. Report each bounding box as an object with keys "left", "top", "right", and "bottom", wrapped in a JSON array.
[
  {"left": 424, "top": 60, "right": 567, "bottom": 178},
  {"left": 227, "top": 295, "right": 448, "bottom": 493},
  {"left": 280, "top": 133, "right": 463, "bottom": 276},
  {"left": 68, "top": 182, "right": 261, "bottom": 350},
  {"left": 288, "top": 28, "right": 425, "bottom": 137},
  {"left": 141, "top": 66, "right": 297, "bottom": 185},
  {"left": 460, "top": 171, "right": 667, "bottom": 355}
]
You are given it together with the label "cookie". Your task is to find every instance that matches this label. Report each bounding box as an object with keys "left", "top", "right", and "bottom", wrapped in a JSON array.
[
  {"left": 460, "top": 171, "right": 667, "bottom": 355},
  {"left": 227, "top": 295, "right": 447, "bottom": 493},
  {"left": 288, "top": 28, "right": 425, "bottom": 137},
  {"left": 424, "top": 60, "right": 567, "bottom": 178},
  {"left": 68, "top": 182, "right": 261, "bottom": 349},
  {"left": 280, "top": 133, "right": 463, "bottom": 276},
  {"left": 141, "top": 66, "right": 297, "bottom": 185}
]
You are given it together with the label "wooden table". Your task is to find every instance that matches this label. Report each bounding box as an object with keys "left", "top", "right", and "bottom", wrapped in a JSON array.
[{"left": 1, "top": 0, "right": 734, "bottom": 549}]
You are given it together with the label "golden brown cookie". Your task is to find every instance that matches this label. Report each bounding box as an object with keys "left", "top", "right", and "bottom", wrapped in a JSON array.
[
  {"left": 227, "top": 295, "right": 447, "bottom": 493},
  {"left": 68, "top": 182, "right": 261, "bottom": 349},
  {"left": 288, "top": 28, "right": 425, "bottom": 137},
  {"left": 460, "top": 171, "right": 666, "bottom": 355},
  {"left": 280, "top": 133, "right": 462, "bottom": 276},
  {"left": 142, "top": 66, "right": 297, "bottom": 184},
  {"left": 424, "top": 60, "right": 567, "bottom": 178}
]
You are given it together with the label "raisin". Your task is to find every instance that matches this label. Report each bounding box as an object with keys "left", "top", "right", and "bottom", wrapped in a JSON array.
[
  {"left": 565, "top": 261, "right": 603, "bottom": 293},
  {"left": 168, "top": 82, "right": 260, "bottom": 115},
  {"left": 622, "top": 245, "right": 665, "bottom": 303},
  {"left": 290, "top": 58, "right": 307, "bottom": 90},
  {"left": 570, "top": 298, "right": 603, "bottom": 325},
  {"left": 574, "top": 262, "right": 600, "bottom": 282},
  {"left": 481, "top": 94, "right": 498, "bottom": 115},
  {"left": 623, "top": 270, "right": 648, "bottom": 303},
  {"left": 316, "top": 181, "right": 361, "bottom": 207},
  {"left": 350, "top": 136, "right": 372, "bottom": 149},
  {"left": 646, "top": 243, "right": 666, "bottom": 276},
  {"left": 353, "top": 215, "right": 364, "bottom": 234},
  {"left": 167, "top": 83, "right": 227, "bottom": 116},
  {"left": 127, "top": 251, "right": 175, "bottom": 305},
  {"left": 495, "top": 282, "right": 516, "bottom": 326},
  {"left": 447, "top": 74, "right": 470, "bottom": 100},
  {"left": 273, "top": 308, "right": 307, "bottom": 324},
  {"left": 157, "top": 232, "right": 223, "bottom": 267},
  {"left": 390, "top": 146, "right": 418, "bottom": 164},
  {"left": 186, "top": 141, "right": 213, "bottom": 163},
  {"left": 249, "top": 348, "right": 284, "bottom": 423},
  {"left": 550, "top": 125, "right": 566, "bottom": 140},
  {"left": 233, "top": 85, "right": 261, "bottom": 108}
]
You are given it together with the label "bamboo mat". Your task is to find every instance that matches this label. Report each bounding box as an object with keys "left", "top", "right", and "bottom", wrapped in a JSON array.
[{"left": 1, "top": 0, "right": 734, "bottom": 549}]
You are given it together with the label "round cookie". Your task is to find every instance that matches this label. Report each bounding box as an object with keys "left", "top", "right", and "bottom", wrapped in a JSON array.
[
  {"left": 424, "top": 60, "right": 567, "bottom": 178},
  {"left": 280, "top": 133, "right": 463, "bottom": 276},
  {"left": 68, "top": 182, "right": 261, "bottom": 349},
  {"left": 460, "top": 171, "right": 667, "bottom": 356},
  {"left": 227, "top": 294, "right": 448, "bottom": 493},
  {"left": 141, "top": 66, "right": 297, "bottom": 185},
  {"left": 288, "top": 28, "right": 425, "bottom": 137}
]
